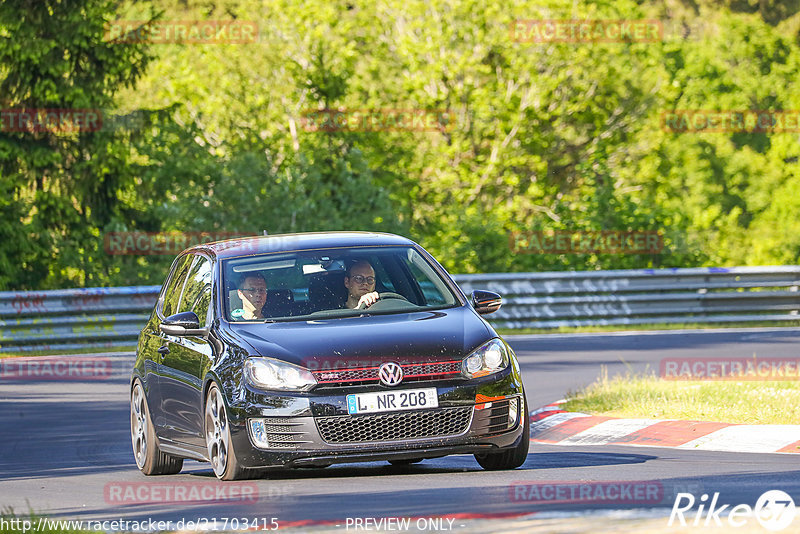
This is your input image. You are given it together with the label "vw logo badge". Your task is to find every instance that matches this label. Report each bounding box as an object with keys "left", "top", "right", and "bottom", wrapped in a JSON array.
[{"left": 378, "top": 362, "right": 404, "bottom": 386}]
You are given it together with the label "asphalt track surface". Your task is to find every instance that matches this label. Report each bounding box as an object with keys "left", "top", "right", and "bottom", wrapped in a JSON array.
[{"left": 1, "top": 327, "right": 799, "bottom": 531}]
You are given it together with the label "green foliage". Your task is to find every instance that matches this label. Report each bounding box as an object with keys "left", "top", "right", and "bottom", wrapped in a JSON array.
[
  {"left": 2, "top": 0, "right": 800, "bottom": 289},
  {"left": 0, "top": 0, "right": 155, "bottom": 288}
]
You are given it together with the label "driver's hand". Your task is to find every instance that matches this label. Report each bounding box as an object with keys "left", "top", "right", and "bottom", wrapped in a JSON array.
[{"left": 358, "top": 292, "right": 380, "bottom": 309}]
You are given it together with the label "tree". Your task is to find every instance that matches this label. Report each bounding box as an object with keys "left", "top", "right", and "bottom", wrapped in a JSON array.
[{"left": 0, "top": 0, "right": 154, "bottom": 288}]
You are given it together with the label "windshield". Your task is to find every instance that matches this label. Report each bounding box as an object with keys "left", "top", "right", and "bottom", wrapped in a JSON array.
[{"left": 221, "top": 246, "right": 459, "bottom": 321}]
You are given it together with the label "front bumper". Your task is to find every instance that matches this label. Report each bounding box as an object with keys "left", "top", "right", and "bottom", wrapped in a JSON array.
[{"left": 227, "top": 368, "right": 525, "bottom": 468}]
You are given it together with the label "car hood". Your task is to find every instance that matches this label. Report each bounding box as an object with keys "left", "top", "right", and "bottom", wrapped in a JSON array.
[{"left": 229, "top": 307, "right": 494, "bottom": 369}]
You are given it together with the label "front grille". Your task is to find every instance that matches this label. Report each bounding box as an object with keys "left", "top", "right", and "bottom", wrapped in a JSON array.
[
  {"left": 316, "top": 407, "right": 473, "bottom": 444},
  {"left": 403, "top": 362, "right": 460, "bottom": 378},
  {"left": 312, "top": 360, "right": 462, "bottom": 387}
]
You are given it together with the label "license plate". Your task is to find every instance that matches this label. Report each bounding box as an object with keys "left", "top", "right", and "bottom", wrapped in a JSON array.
[{"left": 347, "top": 388, "right": 438, "bottom": 415}]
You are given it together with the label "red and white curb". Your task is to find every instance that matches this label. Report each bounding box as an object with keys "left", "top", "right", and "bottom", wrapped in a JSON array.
[{"left": 529, "top": 401, "right": 800, "bottom": 454}]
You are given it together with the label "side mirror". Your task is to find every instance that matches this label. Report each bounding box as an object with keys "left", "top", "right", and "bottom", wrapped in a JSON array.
[
  {"left": 160, "top": 311, "right": 207, "bottom": 337},
  {"left": 471, "top": 290, "right": 502, "bottom": 315}
]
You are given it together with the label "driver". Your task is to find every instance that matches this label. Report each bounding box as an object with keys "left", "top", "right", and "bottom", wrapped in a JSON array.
[
  {"left": 343, "top": 261, "right": 380, "bottom": 309},
  {"left": 233, "top": 273, "right": 267, "bottom": 320}
]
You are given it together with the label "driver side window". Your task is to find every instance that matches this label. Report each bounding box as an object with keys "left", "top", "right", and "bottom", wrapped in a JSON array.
[
  {"left": 161, "top": 255, "right": 194, "bottom": 318},
  {"left": 179, "top": 256, "right": 213, "bottom": 326}
]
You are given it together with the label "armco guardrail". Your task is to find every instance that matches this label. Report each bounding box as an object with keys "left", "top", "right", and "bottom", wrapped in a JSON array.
[
  {"left": 455, "top": 266, "right": 800, "bottom": 329},
  {"left": 1, "top": 267, "right": 799, "bottom": 352},
  {"left": 0, "top": 286, "right": 160, "bottom": 353}
]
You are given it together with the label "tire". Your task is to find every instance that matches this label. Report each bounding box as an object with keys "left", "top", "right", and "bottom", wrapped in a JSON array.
[
  {"left": 205, "top": 384, "right": 254, "bottom": 481},
  {"left": 130, "top": 380, "right": 183, "bottom": 475},
  {"left": 475, "top": 394, "right": 530, "bottom": 471}
]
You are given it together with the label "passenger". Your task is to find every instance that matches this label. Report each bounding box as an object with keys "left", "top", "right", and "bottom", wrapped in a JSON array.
[
  {"left": 344, "top": 261, "right": 380, "bottom": 309},
  {"left": 233, "top": 273, "right": 267, "bottom": 320}
]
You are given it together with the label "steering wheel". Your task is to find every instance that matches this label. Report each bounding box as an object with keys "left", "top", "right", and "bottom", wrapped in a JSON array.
[{"left": 356, "top": 292, "right": 409, "bottom": 310}]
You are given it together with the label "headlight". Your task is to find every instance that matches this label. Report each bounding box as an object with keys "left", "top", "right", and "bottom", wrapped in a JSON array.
[
  {"left": 461, "top": 338, "right": 510, "bottom": 379},
  {"left": 244, "top": 357, "right": 317, "bottom": 392}
]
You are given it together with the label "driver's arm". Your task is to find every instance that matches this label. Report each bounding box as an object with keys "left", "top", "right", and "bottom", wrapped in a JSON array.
[{"left": 357, "top": 291, "right": 380, "bottom": 309}]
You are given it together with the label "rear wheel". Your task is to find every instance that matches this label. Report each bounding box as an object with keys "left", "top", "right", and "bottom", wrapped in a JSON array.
[
  {"left": 475, "top": 394, "right": 529, "bottom": 471},
  {"left": 130, "top": 380, "right": 183, "bottom": 475},
  {"left": 205, "top": 384, "right": 253, "bottom": 480}
]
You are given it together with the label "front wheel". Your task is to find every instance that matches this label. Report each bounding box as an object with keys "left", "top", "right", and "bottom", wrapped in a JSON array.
[
  {"left": 205, "top": 384, "right": 253, "bottom": 480},
  {"left": 475, "top": 394, "right": 529, "bottom": 470},
  {"left": 130, "top": 380, "right": 183, "bottom": 475}
]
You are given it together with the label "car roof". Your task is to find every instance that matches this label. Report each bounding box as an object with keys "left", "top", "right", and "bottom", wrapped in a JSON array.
[{"left": 190, "top": 231, "right": 417, "bottom": 260}]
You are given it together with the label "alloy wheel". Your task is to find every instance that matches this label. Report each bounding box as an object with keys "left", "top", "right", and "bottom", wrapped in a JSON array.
[
  {"left": 130, "top": 383, "right": 148, "bottom": 469},
  {"left": 205, "top": 386, "right": 229, "bottom": 478}
]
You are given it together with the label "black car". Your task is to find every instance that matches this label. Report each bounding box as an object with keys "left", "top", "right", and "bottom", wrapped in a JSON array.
[{"left": 130, "top": 232, "right": 529, "bottom": 480}]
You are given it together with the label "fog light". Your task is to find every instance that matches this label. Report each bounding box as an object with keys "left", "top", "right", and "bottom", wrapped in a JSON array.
[
  {"left": 508, "top": 398, "right": 519, "bottom": 428},
  {"left": 248, "top": 419, "right": 270, "bottom": 448}
]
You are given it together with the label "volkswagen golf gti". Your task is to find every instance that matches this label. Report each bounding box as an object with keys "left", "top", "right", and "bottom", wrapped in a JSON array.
[{"left": 130, "top": 232, "right": 529, "bottom": 480}]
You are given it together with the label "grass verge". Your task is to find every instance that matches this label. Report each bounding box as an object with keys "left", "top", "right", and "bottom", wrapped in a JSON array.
[{"left": 561, "top": 367, "right": 800, "bottom": 425}]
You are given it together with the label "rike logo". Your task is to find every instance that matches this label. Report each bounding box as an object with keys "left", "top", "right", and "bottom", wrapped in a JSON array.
[{"left": 669, "top": 490, "right": 796, "bottom": 531}]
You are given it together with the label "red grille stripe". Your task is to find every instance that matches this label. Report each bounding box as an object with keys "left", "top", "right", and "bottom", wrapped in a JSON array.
[{"left": 400, "top": 360, "right": 461, "bottom": 367}]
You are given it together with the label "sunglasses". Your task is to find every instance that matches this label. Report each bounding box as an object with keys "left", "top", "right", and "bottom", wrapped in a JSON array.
[{"left": 350, "top": 275, "right": 375, "bottom": 285}]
